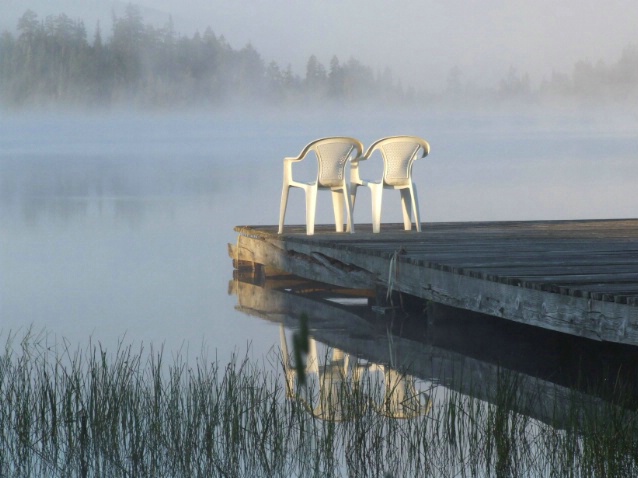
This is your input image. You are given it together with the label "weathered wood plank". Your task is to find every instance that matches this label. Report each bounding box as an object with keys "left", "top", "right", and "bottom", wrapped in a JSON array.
[
  {"left": 232, "top": 219, "right": 638, "bottom": 345},
  {"left": 230, "top": 236, "right": 377, "bottom": 290}
]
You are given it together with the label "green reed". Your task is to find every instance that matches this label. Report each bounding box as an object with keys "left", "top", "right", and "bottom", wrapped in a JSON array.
[{"left": 2, "top": 329, "right": 638, "bottom": 477}]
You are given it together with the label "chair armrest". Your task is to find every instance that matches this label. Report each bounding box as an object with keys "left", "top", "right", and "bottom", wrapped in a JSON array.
[
  {"left": 417, "top": 140, "right": 430, "bottom": 158},
  {"left": 350, "top": 154, "right": 378, "bottom": 186},
  {"left": 350, "top": 155, "right": 365, "bottom": 185},
  {"left": 363, "top": 139, "right": 384, "bottom": 159},
  {"left": 282, "top": 145, "right": 313, "bottom": 182},
  {"left": 282, "top": 157, "right": 298, "bottom": 181}
]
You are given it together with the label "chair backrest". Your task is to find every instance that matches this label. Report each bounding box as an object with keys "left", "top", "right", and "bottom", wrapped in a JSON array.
[
  {"left": 309, "top": 137, "right": 364, "bottom": 188},
  {"left": 366, "top": 136, "right": 430, "bottom": 187}
]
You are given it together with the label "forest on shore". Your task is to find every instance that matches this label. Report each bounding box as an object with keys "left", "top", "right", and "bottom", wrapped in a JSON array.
[{"left": 1, "top": 6, "right": 637, "bottom": 110}]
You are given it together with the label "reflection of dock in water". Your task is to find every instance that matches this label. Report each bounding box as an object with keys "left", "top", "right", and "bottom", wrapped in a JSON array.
[{"left": 229, "top": 269, "right": 638, "bottom": 427}]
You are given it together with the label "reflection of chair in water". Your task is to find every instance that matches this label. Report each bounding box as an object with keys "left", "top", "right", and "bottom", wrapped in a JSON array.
[
  {"left": 280, "top": 325, "right": 432, "bottom": 421},
  {"left": 280, "top": 325, "right": 364, "bottom": 421},
  {"left": 278, "top": 137, "right": 364, "bottom": 235},
  {"left": 350, "top": 136, "right": 430, "bottom": 233},
  {"left": 375, "top": 367, "right": 432, "bottom": 419}
]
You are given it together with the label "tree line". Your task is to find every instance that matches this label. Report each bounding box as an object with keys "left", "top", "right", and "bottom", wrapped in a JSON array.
[
  {"left": 0, "top": 6, "right": 406, "bottom": 109},
  {"left": 1, "top": 6, "right": 637, "bottom": 110},
  {"left": 440, "top": 49, "right": 638, "bottom": 109}
]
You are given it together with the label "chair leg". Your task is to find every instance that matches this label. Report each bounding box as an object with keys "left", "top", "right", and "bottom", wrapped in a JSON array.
[
  {"left": 410, "top": 183, "right": 421, "bottom": 232},
  {"left": 331, "top": 190, "right": 345, "bottom": 232},
  {"left": 350, "top": 183, "right": 359, "bottom": 212},
  {"left": 349, "top": 184, "right": 360, "bottom": 233},
  {"left": 400, "top": 189, "right": 412, "bottom": 230},
  {"left": 343, "top": 186, "right": 355, "bottom": 234},
  {"left": 370, "top": 183, "right": 383, "bottom": 233},
  {"left": 278, "top": 184, "right": 290, "bottom": 234},
  {"left": 305, "top": 184, "right": 318, "bottom": 235}
]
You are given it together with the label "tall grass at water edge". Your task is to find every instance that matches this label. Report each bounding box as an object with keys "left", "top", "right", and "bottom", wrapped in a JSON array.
[{"left": 1, "top": 330, "right": 638, "bottom": 477}]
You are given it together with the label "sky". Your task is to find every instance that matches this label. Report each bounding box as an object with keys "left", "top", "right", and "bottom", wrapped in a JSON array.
[{"left": 3, "top": 0, "right": 638, "bottom": 91}]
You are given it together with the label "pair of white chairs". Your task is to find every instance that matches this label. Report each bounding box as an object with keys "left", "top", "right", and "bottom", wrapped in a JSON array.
[{"left": 278, "top": 136, "right": 430, "bottom": 235}]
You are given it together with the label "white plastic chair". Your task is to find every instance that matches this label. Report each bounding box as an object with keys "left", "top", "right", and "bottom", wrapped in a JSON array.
[
  {"left": 279, "top": 137, "right": 363, "bottom": 235},
  {"left": 351, "top": 136, "right": 430, "bottom": 233}
]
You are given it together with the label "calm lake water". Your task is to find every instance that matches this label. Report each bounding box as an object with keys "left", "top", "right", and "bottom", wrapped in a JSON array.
[{"left": 2, "top": 107, "right": 638, "bottom": 362}]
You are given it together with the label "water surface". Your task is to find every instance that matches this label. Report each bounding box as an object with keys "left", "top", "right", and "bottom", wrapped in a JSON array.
[{"left": 2, "top": 109, "right": 637, "bottom": 360}]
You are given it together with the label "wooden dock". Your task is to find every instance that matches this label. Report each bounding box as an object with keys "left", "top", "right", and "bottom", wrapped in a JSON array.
[{"left": 230, "top": 219, "right": 638, "bottom": 346}]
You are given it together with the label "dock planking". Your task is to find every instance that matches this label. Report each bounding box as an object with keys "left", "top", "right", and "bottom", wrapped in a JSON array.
[{"left": 231, "top": 218, "right": 638, "bottom": 345}]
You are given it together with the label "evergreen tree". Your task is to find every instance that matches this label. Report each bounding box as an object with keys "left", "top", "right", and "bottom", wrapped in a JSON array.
[
  {"left": 305, "top": 54, "right": 327, "bottom": 98},
  {"left": 0, "top": 8, "right": 408, "bottom": 109},
  {"left": 328, "top": 55, "right": 344, "bottom": 99}
]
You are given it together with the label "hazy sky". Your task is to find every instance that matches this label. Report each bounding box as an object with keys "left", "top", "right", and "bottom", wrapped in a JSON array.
[{"left": 4, "top": 0, "right": 638, "bottom": 90}]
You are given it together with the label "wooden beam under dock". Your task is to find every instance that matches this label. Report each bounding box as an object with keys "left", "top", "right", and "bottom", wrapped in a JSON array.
[{"left": 230, "top": 219, "right": 638, "bottom": 346}]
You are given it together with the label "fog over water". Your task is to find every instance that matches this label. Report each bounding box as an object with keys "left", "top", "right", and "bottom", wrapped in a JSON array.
[{"left": 2, "top": 108, "right": 637, "bottom": 357}]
